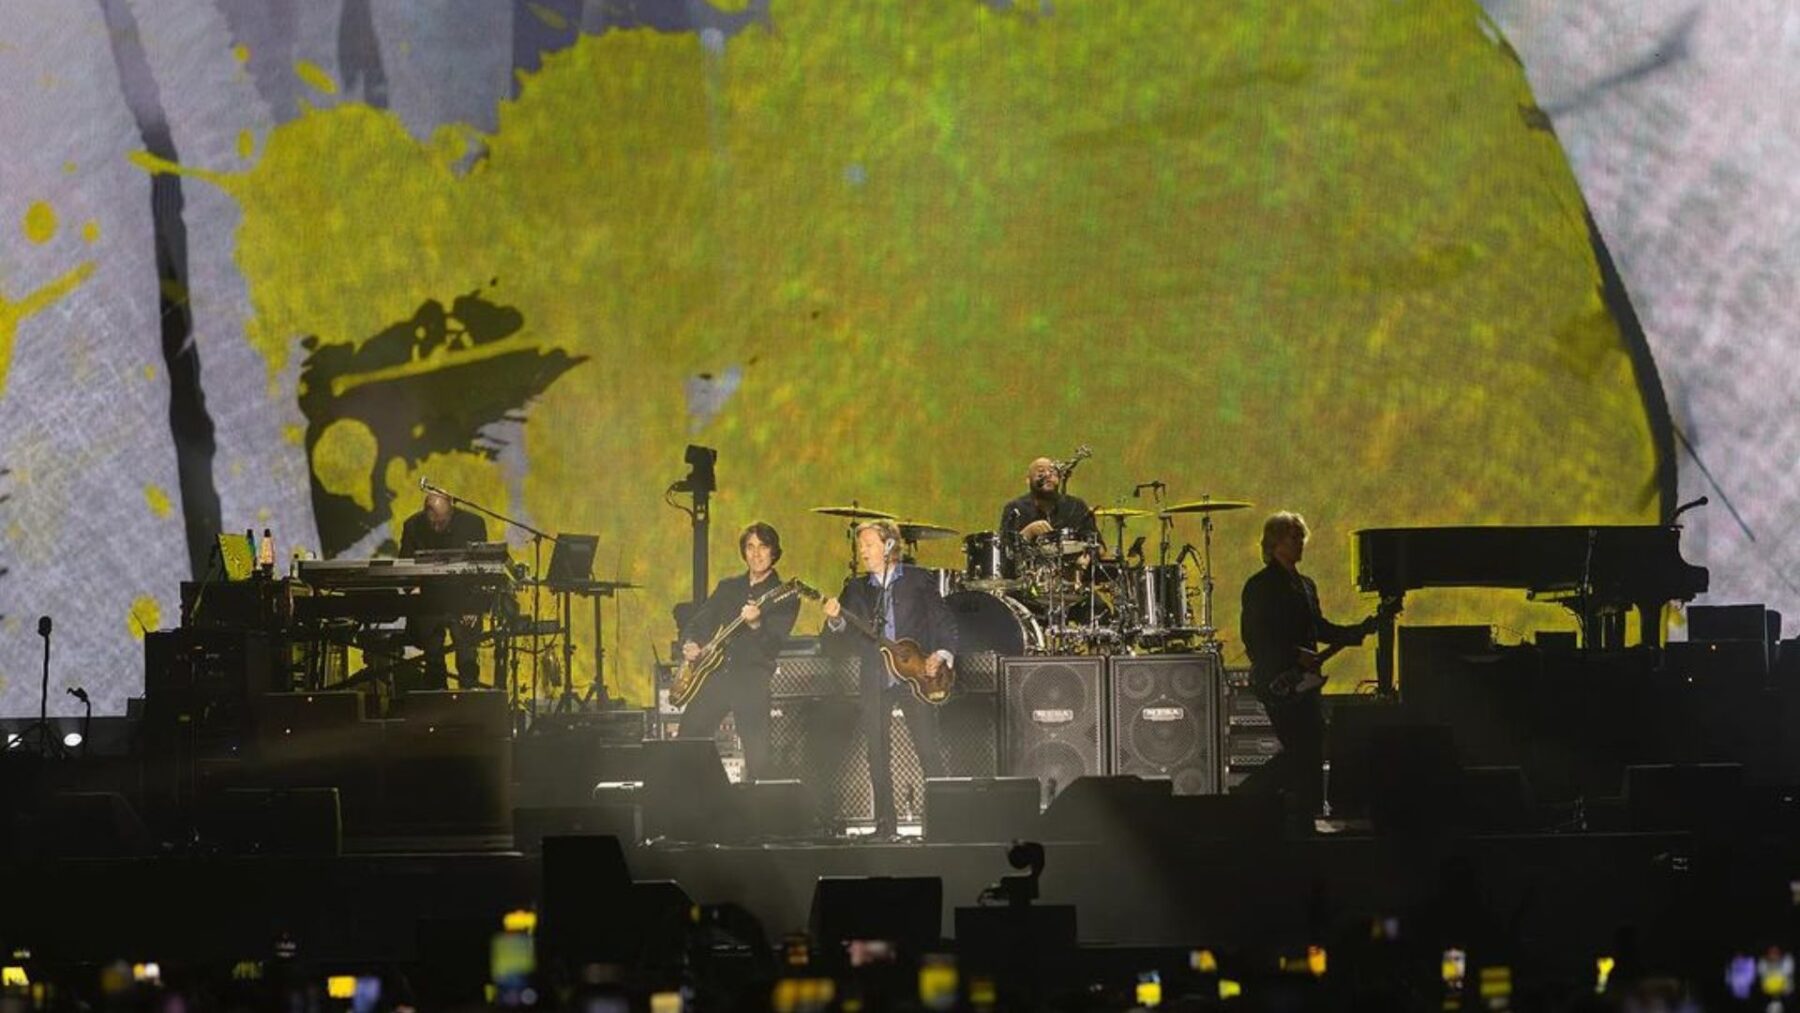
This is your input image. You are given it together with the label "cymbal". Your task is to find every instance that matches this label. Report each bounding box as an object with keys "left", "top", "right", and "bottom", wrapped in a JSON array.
[
  {"left": 1092, "top": 507, "right": 1151, "bottom": 520},
  {"left": 1160, "top": 499, "right": 1253, "bottom": 516},
  {"left": 810, "top": 505, "right": 897, "bottom": 520},
  {"left": 898, "top": 521, "right": 959, "bottom": 541}
]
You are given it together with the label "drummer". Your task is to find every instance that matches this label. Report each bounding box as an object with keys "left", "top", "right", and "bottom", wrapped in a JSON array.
[{"left": 998, "top": 456, "right": 1099, "bottom": 572}]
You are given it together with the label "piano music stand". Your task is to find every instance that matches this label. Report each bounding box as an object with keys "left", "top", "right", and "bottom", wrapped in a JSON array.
[{"left": 546, "top": 536, "right": 599, "bottom": 713}]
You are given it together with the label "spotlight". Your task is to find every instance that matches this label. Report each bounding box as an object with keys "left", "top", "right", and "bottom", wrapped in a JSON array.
[{"left": 62, "top": 732, "right": 82, "bottom": 749}]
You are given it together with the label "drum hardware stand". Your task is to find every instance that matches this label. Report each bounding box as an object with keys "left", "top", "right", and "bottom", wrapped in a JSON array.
[{"left": 1194, "top": 513, "right": 1220, "bottom": 649}]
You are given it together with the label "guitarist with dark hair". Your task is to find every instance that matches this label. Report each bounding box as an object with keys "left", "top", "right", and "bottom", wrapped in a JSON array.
[
  {"left": 822, "top": 520, "right": 960, "bottom": 839},
  {"left": 1238, "top": 511, "right": 1392, "bottom": 832},
  {"left": 676, "top": 522, "right": 801, "bottom": 780}
]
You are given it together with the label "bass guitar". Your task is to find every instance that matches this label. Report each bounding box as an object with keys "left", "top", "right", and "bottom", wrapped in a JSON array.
[
  {"left": 832, "top": 604, "right": 956, "bottom": 705},
  {"left": 1266, "top": 595, "right": 1403, "bottom": 698},
  {"left": 670, "top": 579, "right": 820, "bottom": 708}
]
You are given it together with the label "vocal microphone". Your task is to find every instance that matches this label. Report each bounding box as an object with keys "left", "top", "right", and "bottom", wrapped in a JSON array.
[
  {"left": 1132, "top": 480, "right": 1165, "bottom": 497},
  {"left": 419, "top": 475, "right": 453, "bottom": 499},
  {"left": 37, "top": 615, "right": 51, "bottom": 637},
  {"left": 66, "top": 686, "right": 88, "bottom": 703}
]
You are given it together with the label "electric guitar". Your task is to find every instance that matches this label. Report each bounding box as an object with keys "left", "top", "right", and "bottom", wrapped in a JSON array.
[
  {"left": 670, "top": 579, "right": 821, "bottom": 708},
  {"left": 832, "top": 603, "right": 956, "bottom": 705},
  {"left": 1266, "top": 595, "right": 1404, "bottom": 698}
]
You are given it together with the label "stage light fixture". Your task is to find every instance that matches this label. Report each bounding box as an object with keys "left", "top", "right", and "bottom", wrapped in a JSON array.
[{"left": 62, "top": 732, "right": 81, "bottom": 748}]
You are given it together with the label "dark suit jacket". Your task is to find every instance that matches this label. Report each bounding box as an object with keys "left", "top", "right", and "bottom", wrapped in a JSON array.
[
  {"left": 678, "top": 570, "right": 800, "bottom": 675},
  {"left": 823, "top": 565, "right": 960, "bottom": 670},
  {"left": 1240, "top": 562, "right": 1365, "bottom": 689}
]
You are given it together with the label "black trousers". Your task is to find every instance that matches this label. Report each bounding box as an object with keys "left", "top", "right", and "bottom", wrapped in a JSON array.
[
  {"left": 864, "top": 669, "right": 946, "bottom": 828},
  {"left": 410, "top": 616, "right": 483, "bottom": 690},
  {"left": 678, "top": 666, "right": 772, "bottom": 781},
  {"left": 1237, "top": 689, "right": 1325, "bottom": 819}
]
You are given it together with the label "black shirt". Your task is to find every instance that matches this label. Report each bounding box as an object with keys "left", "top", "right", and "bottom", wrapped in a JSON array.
[
  {"left": 1240, "top": 562, "right": 1366, "bottom": 690},
  {"left": 679, "top": 570, "right": 801, "bottom": 674},
  {"left": 399, "top": 508, "right": 489, "bottom": 557},
  {"left": 998, "top": 492, "right": 1097, "bottom": 543}
]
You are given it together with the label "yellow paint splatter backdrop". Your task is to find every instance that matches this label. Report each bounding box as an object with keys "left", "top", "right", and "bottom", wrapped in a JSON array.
[{"left": 29, "top": 0, "right": 1668, "bottom": 706}]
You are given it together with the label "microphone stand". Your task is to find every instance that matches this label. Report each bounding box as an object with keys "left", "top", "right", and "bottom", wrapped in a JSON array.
[{"left": 423, "top": 480, "right": 556, "bottom": 727}]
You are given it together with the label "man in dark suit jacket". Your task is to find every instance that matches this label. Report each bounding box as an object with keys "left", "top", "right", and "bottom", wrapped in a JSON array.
[
  {"left": 677, "top": 522, "right": 800, "bottom": 780},
  {"left": 1238, "top": 510, "right": 1375, "bottom": 828},
  {"left": 398, "top": 490, "right": 490, "bottom": 689},
  {"left": 822, "top": 519, "right": 959, "bottom": 838}
]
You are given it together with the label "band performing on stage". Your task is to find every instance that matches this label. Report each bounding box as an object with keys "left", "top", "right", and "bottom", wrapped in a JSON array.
[{"left": 154, "top": 445, "right": 1711, "bottom": 838}]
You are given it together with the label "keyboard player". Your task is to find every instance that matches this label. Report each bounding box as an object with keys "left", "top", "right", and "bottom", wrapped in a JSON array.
[{"left": 399, "top": 490, "right": 490, "bottom": 689}]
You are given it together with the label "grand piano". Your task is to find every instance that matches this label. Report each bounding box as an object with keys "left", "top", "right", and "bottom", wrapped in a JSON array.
[{"left": 1354, "top": 525, "right": 1709, "bottom": 694}]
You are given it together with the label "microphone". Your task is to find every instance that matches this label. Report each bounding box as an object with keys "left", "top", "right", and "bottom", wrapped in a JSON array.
[
  {"left": 419, "top": 476, "right": 453, "bottom": 499},
  {"left": 1133, "top": 480, "right": 1165, "bottom": 498},
  {"left": 37, "top": 616, "right": 51, "bottom": 638},
  {"left": 66, "top": 686, "right": 88, "bottom": 703}
]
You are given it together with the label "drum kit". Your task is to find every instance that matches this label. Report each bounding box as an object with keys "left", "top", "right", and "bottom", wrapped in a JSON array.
[{"left": 809, "top": 494, "right": 1252, "bottom": 658}]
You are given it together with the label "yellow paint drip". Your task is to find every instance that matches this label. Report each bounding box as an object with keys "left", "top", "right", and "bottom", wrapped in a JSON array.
[
  {"left": 22, "top": 201, "right": 57, "bottom": 244},
  {"left": 81, "top": 219, "right": 100, "bottom": 244},
  {"left": 232, "top": 43, "right": 250, "bottom": 64},
  {"left": 144, "top": 484, "right": 173, "bottom": 518},
  {"left": 281, "top": 423, "right": 304, "bottom": 445},
  {"left": 238, "top": 129, "right": 256, "bottom": 161},
  {"left": 0, "top": 261, "right": 95, "bottom": 400},
  {"left": 128, "top": 596, "right": 162, "bottom": 641},
  {"left": 313, "top": 418, "right": 379, "bottom": 510},
  {"left": 294, "top": 59, "right": 338, "bottom": 95}
]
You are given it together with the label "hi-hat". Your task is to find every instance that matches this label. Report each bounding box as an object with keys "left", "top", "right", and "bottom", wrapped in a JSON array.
[
  {"left": 898, "top": 521, "right": 959, "bottom": 541},
  {"left": 811, "top": 505, "right": 897, "bottom": 520},
  {"left": 1092, "top": 507, "right": 1151, "bottom": 520},
  {"left": 1160, "top": 499, "right": 1253, "bottom": 516}
]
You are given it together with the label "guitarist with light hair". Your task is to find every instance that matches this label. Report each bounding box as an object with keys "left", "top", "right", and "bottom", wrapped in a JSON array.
[
  {"left": 822, "top": 519, "right": 960, "bottom": 839},
  {"left": 1238, "top": 510, "right": 1385, "bottom": 832},
  {"left": 677, "top": 522, "right": 800, "bottom": 780}
]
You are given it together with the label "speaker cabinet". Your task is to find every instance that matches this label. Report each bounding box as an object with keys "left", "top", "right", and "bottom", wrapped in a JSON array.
[
  {"left": 1001, "top": 657, "right": 1106, "bottom": 803},
  {"left": 1107, "top": 654, "right": 1223, "bottom": 795}
]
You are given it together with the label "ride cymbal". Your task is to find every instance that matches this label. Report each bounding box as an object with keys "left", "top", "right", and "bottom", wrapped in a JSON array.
[
  {"left": 810, "top": 505, "right": 898, "bottom": 520},
  {"left": 1159, "top": 499, "right": 1253, "bottom": 516}
]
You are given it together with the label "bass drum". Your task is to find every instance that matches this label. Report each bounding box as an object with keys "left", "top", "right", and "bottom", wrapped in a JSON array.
[{"left": 943, "top": 590, "right": 1044, "bottom": 657}]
